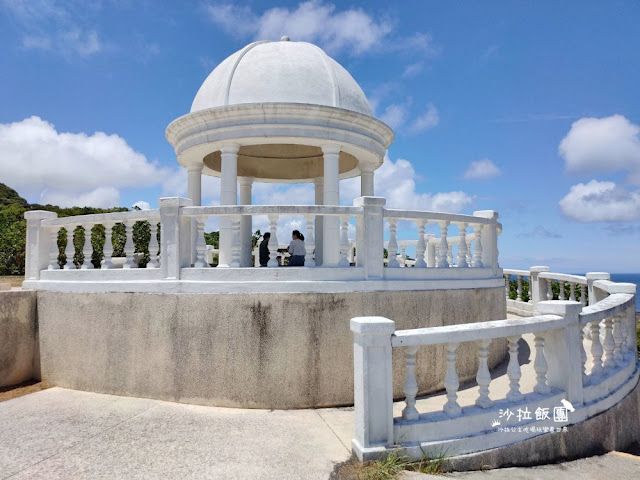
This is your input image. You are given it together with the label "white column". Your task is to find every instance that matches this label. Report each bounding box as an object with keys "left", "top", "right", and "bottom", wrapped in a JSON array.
[
  {"left": 314, "top": 178, "right": 324, "bottom": 266},
  {"left": 322, "top": 144, "right": 340, "bottom": 267},
  {"left": 359, "top": 163, "right": 375, "bottom": 196},
  {"left": 239, "top": 177, "right": 253, "bottom": 267},
  {"left": 187, "top": 163, "right": 203, "bottom": 266},
  {"left": 219, "top": 143, "right": 239, "bottom": 268}
]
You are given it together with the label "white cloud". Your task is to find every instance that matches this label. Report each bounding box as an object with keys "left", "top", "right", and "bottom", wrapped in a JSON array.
[
  {"left": 559, "top": 180, "right": 640, "bottom": 222},
  {"left": 41, "top": 187, "right": 120, "bottom": 209},
  {"left": 0, "top": 116, "right": 171, "bottom": 207},
  {"left": 133, "top": 200, "right": 151, "bottom": 210},
  {"left": 559, "top": 114, "right": 640, "bottom": 182},
  {"left": 408, "top": 104, "right": 439, "bottom": 134},
  {"left": 516, "top": 226, "right": 562, "bottom": 239},
  {"left": 205, "top": 1, "right": 431, "bottom": 57},
  {"left": 402, "top": 62, "right": 423, "bottom": 78},
  {"left": 463, "top": 158, "right": 501, "bottom": 180},
  {"left": 4, "top": 0, "right": 103, "bottom": 58},
  {"left": 379, "top": 102, "right": 410, "bottom": 130}
]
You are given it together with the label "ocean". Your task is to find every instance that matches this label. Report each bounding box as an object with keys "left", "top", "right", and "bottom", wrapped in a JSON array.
[{"left": 608, "top": 274, "right": 640, "bottom": 312}]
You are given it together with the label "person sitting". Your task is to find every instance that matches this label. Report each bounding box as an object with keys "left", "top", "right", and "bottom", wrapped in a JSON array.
[
  {"left": 288, "top": 230, "right": 306, "bottom": 266},
  {"left": 259, "top": 232, "right": 271, "bottom": 267}
]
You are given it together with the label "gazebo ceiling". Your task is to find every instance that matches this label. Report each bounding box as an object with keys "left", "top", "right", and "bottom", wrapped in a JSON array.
[{"left": 203, "top": 144, "right": 358, "bottom": 181}]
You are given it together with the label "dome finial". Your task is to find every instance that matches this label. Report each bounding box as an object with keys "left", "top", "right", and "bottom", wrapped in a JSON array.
[{"left": 280, "top": 35, "right": 290, "bottom": 41}]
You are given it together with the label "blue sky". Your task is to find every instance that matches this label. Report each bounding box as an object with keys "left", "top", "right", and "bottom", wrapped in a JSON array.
[{"left": 1, "top": 1, "right": 640, "bottom": 272}]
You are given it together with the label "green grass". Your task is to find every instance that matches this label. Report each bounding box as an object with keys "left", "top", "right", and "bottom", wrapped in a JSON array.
[{"left": 338, "top": 449, "right": 447, "bottom": 479}]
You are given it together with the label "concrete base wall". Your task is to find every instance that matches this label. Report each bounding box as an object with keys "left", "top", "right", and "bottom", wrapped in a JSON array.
[
  {"left": 38, "top": 287, "right": 506, "bottom": 409},
  {"left": 0, "top": 290, "right": 38, "bottom": 387},
  {"left": 443, "top": 375, "right": 640, "bottom": 471}
]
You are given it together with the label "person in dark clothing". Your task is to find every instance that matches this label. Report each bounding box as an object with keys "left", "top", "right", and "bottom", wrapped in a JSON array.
[{"left": 259, "top": 232, "right": 271, "bottom": 267}]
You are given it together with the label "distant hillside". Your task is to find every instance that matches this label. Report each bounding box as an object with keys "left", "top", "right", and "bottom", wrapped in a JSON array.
[{"left": 0, "top": 183, "right": 129, "bottom": 276}]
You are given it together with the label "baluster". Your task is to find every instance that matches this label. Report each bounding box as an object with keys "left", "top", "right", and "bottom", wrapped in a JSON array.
[
  {"left": 569, "top": 283, "right": 576, "bottom": 301},
  {"left": 434, "top": 246, "right": 440, "bottom": 268},
  {"left": 559, "top": 281, "right": 565, "bottom": 300},
  {"left": 475, "top": 339, "right": 492, "bottom": 408},
  {"left": 267, "top": 215, "right": 279, "bottom": 267},
  {"left": 194, "top": 218, "right": 209, "bottom": 267},
  {"left": 102, "top": 222, "right": 115, "bottom": 269},
  {"left": 602, "top": 317, "right": 616, "bottom": 369},
  {"left": 533, "top": 333, "right": 550, "bottom": 394},
  {"left": 590, "top": 321, "right": 604, "bottom": 376},
  {"left": 620, "top": 308, "right": 631, "bottom": 361},
  {"left": 466, "top": 240, "right": 472, "bottom": 266},
  {"left": 402, "top": 346, "right": 419, "bottom": 421},
  {"left": 122, "top": 220, "right": 136, "bottom": 268},
  {"left": 447, "top": 242, "right": 454, "bottom": 267},
  {"left": 399, "top": 245, "right": 407, "bottom": 267},
  {"left": 63, "top": 225, "right": 76, "bottom": 270},
  {"left": 612, "top": 314, "right": 624, "bottom": 366},
  {"left": 338, "top": 216, "right": 350, "bottom": 267},
  {"left": 546, "top": 279, "right": 553, "bottom": 300},
  {"left": 516, "top": 275, "right": 522, "bottom": 301},
  {"left": 387, "top": 219, "right": 399, "bottom": 267},
  {"left": 624, "top": 307, "right": 636, "bottom": 361},
  {"left": 81, "top": 225, "right": 93, "bottom": 269},
  {"left": 580, "top": 327, "right": 588, "bottom": 384},
  {"left": 443, "top": 342, "right": 461, "bottom": 416},
  {"left": 472, "top": 225, "right": 483, "bottom": 267},
  {"left": 230, "top": 216, "right": 241, "bottom": 268},
  {"left": 528, "top": 276, "right": 533, "bottom": 303},
  {"left": 304, "top": 214, "right": 315, "bottom": 267},
  {"left": 147, "top": 222, "right": 159, "bottom": 268},
  {"left": 580, "top": 284, "right": 587, "bottom": 306},
  {"left": 48, "top": 228, "right": 60, "bottom": 270},
  {"left": 414, "top": 221, "right": 426, "bottom": 268},
  {"left": 506, "top": 336, "right": 523, "bottom": 402},
  {"left": 505, "top": 274, "right": 510, "bottom": 298},
  {"left": 456, "top": 223, "right": 468, "bottom": 268},
  {"left": 438, "top": 221, "right": 450, "bottom": 268}
]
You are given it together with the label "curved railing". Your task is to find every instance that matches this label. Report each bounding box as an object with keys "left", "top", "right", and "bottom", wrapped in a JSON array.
[
  {"left": 23, "top": 196, "right": 504, "bottom": 292},
  {"left": 351, "top": 268, "right": 638, "bottom": 461}
]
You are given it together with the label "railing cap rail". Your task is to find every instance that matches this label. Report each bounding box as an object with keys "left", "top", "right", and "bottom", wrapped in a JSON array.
[
  {"left": 350, "top": 316, "right": 396, "bottom": 335},
  {"left": 391, "top": 314, "right": 564, "bottom": 347},
  {"left": 504, "top": 269, "right": 529, "bottom": 276},
  {"left": 182, "top": 204, "right": 363, "bottom": 217},
  {"left": 579, "top": 292, "right": 635, "bottom": 325},
  {"left": 593, "top": 280, "right": 636, "bottom": 294},
  {"left": 538, "top": 272, "right": 587, "bottom": 284},
  {"left": 41, "top": 209, "right": 160, "bottom": 227},
  {"left": 383, "top": 208, "right": 494, "bottom": 225}
]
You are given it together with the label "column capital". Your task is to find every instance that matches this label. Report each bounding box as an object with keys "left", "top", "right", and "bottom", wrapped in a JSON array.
[
  {"left": 321, "top": 144, "right": 341, "bottom": 156},
  {"left": 238, "top": 176, "right": 254, "bottom": 187},
  {"left": 220, "top": 143, "right": 240, "bottom": 155},
  {"left": 184, "top": 161, "right": 204, "bottom": 173},
  {"left": 358, "top": 162, "right": 376, "bottom": 173}
]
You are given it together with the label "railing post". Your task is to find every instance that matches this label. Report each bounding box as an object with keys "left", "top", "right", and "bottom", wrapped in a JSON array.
[
  {"left": 159, "top": 197, "right": 192, "bottom": 280},
  {"left": 473, "top": 210, "right": 499, "bottom": 274},
  {"left": 537, "top": 300, "right": 584, "bottom": 406},
  {"left": 354, "top": 197, "right": 386, "bottom": 280},
  {"left": 24, "top": 211, "right": 58, "bottom": 281},
  {"left": 586, "top": 272, "right": 610, "bottom": 305},
  {"left": 350, "top": 316, "right": 395, "bottom": 461},
  {"left": 529, "top": 266, "right": 550, "bottom": 311}
]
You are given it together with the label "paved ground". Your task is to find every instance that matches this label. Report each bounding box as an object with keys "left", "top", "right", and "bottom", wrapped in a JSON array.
[{"left": 0, "top": 388, "right": 351, "bottom": 479}]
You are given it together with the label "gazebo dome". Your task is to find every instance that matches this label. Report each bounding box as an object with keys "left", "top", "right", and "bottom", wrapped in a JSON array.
[{"left": 191, "top": 37, "right": 373, "bottom": 116}]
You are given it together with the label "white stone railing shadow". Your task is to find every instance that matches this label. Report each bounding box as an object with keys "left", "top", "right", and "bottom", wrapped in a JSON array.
[{"left": 351, "top": 272, "right": 639, "bottom": 461}]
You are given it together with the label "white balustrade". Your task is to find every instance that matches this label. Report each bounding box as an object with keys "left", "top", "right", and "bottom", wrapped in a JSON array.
[
  {"left": 516, "top": 275, "right": 523, "bottom": 301},
  {"left": 304, "top": 214, "right": 316, "bottom": 267},
  {"left": 546, "top": 279, "right": 553, "bottom": 300},
  {"left": 472, "top": 225, "right": 483, "bottom": 268},
  {"left": 533, "top": 333, "right": 550, "bottom": 394},
  {"left": 267, "top": 215, "right": 279, "bottom": 267},
  {"left": 475, "top": 338, "right": 492, "bottom": 408},
  {"left": 602, "top": 317, "right": 616, "bottom": 369},
  {"left": 103, "top": 222, "right": 115, "bottom": 269},
  {"left": 194, "top": 219, "right": 208, "bottom": 268},
  {"left": 338, "top": 216, "right": 350, "bottom": 267},
  {"left": 147, "top": 222, "right": 160, "bottom": 269},
  {"left": 506, "top": 335, "right": 523, "bottom": 402},
  {"left": 63, "top": 226, "right": 76, "bottom": 270},
  {"left": 438, "top": 221, "right": 449, "bottom": 268},
  {"left": 81, "top": 225, "right": 93, "bottom": 270},
  {"left": 443, "top": 342, "right": 461, "bottom": 416},
  {"left": 386, "top": 219, "right": 399, "bottom": 268},
  {"left": 414, "top": 222, "right": 427, "bottom": 268},
  {"left": 122, "top": 220, "right": 136, "bottom": 269},
  {"left": 589, "top": 321, "right": 604, "bottom": 376},
  {"left": 402, "top": 346, "right": 419, "bottom": 421},
  {"left": 457, "top": 223, "right": 468, "bottom": 268}
]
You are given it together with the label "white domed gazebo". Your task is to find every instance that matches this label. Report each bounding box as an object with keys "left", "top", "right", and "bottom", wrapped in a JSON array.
[{"left": 166, "top": 37, "right": 393, "bottom": 268}]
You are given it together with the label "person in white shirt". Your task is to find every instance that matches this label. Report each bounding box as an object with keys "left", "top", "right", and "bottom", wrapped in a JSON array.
[{"left": 288, "top": 230, "right": 306, "bottom": 266}]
